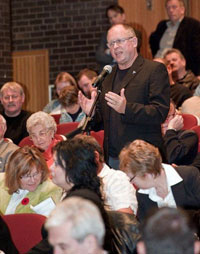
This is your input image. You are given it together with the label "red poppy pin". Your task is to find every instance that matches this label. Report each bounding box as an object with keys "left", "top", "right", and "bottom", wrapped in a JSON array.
[{"left": 21, "top": 197, "right": 29, "bottom": 205}]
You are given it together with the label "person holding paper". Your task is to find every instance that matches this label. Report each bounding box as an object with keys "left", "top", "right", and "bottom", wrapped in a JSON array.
[{"left": 0, "top": 146, "right": 62, "bottom": 216}]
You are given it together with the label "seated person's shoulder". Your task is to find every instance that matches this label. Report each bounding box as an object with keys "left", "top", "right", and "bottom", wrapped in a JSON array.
[
  {"left": 175, "top": 165, "right": 199, "bottom": 179},
  {"left": 43, "top": 99, "right": 60, "bottom": 113}
]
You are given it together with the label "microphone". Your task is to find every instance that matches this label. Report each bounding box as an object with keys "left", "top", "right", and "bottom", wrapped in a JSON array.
[{"left": 93, "top": 65, "right": 112, "bottom": 88}]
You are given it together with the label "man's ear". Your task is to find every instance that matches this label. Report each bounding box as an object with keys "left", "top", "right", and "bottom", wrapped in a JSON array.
[
  {"left": 194, "top": 240, "right": 200, "bottom": 254},
  {"left": 21, "top": 93, "right": 25, "bottom": 103},
  {"left": 137, "top": 241, "right": 146, "bottom": 254},
  {"left": 83, "top": 234, "right": 97, "bottom": 252}
]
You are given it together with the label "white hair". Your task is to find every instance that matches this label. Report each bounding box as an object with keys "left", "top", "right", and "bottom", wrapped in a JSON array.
[
  {"left": 26, "top": 111, "right": 57, "bottom": 134},
  {"left": 45, "top": 197, "right": 105, "bottom": 246}
]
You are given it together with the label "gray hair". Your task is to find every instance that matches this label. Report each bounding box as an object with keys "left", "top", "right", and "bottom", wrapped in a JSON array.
[
  {"left": 26, "top": 111, "right": 57, "bottom": 134},
  {"left": 0, "top": 82, "right": 24, "bottom": 98},
  {"left": 45, "top": 197, "right": 105, "bottom": 246}
]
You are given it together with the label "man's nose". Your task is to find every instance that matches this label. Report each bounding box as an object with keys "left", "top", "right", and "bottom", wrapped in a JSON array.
[{"left": 8, "top": 96, "right": 13, "bottom": 102}]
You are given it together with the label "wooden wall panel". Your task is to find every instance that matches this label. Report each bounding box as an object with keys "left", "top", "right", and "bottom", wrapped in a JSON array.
[
  {"left": 188, "top": 0, "right": 200, "bottom": 20},
  {"left": 12, "top": 50, "right": 49, "bottom": 112}
]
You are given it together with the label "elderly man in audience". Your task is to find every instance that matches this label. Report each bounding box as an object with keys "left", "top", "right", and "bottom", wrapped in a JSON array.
[
  {"left": 162, "top": 100, "right": 198, "bottom": 165},
  {"left": 43, "top": 72, "right": 77, "bottom": 114},
  {"left": 164, "top": 48, "right": 200, "bottom": 93},
  {"left": 45, "top": 197, "right": 107, "bottom": 254},
  {"left": 26, "top": 111, "right": 66, "bottom": 167},
  {"left": 137, "top": 207, "right": 200, "bottom": 254},
  {"left": 0, "top": 82, "right": 31, "bottom": 144},
  {"left": 74, "top": 134, "right": 138, "bottom": 214},
  {"left": 119, "top": 139, "right": 200, "bottom": 224},
  {"left": 0, "top": 114, "right": 18, "bottom": 172},
  {"left": 149, "top": 0, "right": 200, "bottom": 78},
  {"left": 0, "top": 146, "right": 62, "bottom": 216},
  {"left": 77, "top": 68, "right": 98, "bottom": 98},
  {"left": 154, "top": 57, "right": 192, "bottom": 109}
]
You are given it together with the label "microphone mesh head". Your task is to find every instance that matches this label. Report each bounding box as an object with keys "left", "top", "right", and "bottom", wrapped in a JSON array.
[{"left": 104, "top": 65, "right": 112, "bottom": 74}]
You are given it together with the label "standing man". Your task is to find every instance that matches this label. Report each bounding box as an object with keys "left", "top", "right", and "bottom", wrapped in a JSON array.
[
  {"left": 45, "top": 197, "right": 107, "bottom": 254},
  {"left": 79, "top": 24, "right": 170, "bottom": 169},
  {"left": 0, "top": 82, "right": 31, "bottom": 144},
  {"left": 95, "top": 4, "right": 142, "bottom": 71},
  {"left": 149, "top": 0, "right": 200, "bottom": 78}
]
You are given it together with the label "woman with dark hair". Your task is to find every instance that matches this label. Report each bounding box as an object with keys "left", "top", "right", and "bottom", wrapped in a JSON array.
[
  {"left": 57, "top": 85, "right": 85, "bottom": 124},
  {"left": 28, "top": 138, "right": 113, "bottom": 254},
  {"left": 51, "top": 138, "right": 102, "bottom": 199}
]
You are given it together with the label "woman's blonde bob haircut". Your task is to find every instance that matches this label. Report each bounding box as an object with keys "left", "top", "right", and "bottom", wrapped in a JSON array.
[{"left": 5, "top": 146, "right": 49, "bottom": 194}]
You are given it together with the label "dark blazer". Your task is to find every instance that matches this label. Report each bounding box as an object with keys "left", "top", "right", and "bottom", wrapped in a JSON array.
[
  {"left": 94, "top": 55, "right": 170, "bottom": 161},
  {"left": 149, "top": 17, "right": 200, "bottom": 76},
  {"left": 164, "top": 129, "right": 198, "bottom": 165},
  {"left": 136, "top": 165, "right": 200, "bottom": 222}
]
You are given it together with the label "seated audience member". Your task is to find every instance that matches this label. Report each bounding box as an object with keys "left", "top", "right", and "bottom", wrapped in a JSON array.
[
  {"left": 181, "top": 96, "right": 200, "bottom": 123},
  {"left": 137, "top": 207, "right": 200, "bottom": 254},
  {"left": 26, "top": 111, "right": 66, "bottom": 167},
  {"left": 149, "top": 0, "right": 200, "bottom": 78},
  {"left": 119, "top": 139, "right": 200, "bottom": 223},
  {"left": 27, "top": 138, "right": 113, "bottom": 254},
  {"left": 43, "top": 72, "right": 77, "bottom": 114},
  {"left": 77, "top": 68, "right": 98, "bottom": 98},
  {"left": 95, "top": 4, "right": 142, "bottom": 71},
  {"left": 0, "top": 82, "right": 31, "bottom": 144},
  {"left": 74, "top": 134, "right": 138, "bottom": 214},
  {"left": 164, "top": 48, "right": 200, "bottom": 93},
  {"left": 57, "top": 86, "right": 85, "bottom": 124},
  {"left": 154, "top": 57, "right": 192, "bottom": 108},
  {"left": 0, "top": 146, "right": 62, "bottom": 216},
  {"left": 0, "top": 216, "right": 18, "bottom": 254},
  {"left": 0, "top": 114, "right": 18, "bottom": 172},
  {"left": 162, "top": 100, "right": 198, "bottom": 165},
  {"left": 46, "top": 197, "right": 106, "bottom": 254}
]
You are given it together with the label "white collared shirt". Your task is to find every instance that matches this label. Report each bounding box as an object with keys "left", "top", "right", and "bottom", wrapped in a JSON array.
[
  {"left": 138, "top": 164, "right": 183, "bottom": 208},
  {"left": 5, "top": 189, "right": 29, "bottom": 214},
  {"left": 98, "top": 163, "right": 138, "bottom": 214}
]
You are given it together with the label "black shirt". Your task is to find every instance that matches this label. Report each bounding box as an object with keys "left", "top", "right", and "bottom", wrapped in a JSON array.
[{"left": 1, "top": 110, "right": 32, "bottom": 145}]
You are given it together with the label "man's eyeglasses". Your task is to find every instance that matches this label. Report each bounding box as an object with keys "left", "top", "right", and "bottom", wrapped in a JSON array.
[{"left": 107, "top": 36, "right": 134, "bottom": 48}]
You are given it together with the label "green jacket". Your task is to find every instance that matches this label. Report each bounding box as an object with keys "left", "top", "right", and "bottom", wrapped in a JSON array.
[{"left": 0, "top": 173, "right": 62, "bottom": 215}]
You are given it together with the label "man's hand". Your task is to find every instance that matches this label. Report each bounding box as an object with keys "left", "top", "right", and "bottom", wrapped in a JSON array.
[
  {"left": 105, "top": 88, "right": 126, "bottom": 114},
  {"left": 78, "top": 90, "right": 97, "bottom": 116},
  {"left": 168, "top": 115, "right": 183, "bottom": 131}
]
